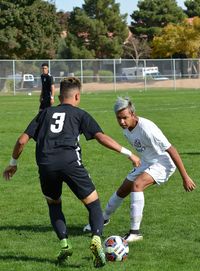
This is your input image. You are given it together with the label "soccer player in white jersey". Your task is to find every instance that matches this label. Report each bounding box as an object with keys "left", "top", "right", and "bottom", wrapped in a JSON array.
[{"left": 84, "top": 97, "right": 196, "bottom": 242}]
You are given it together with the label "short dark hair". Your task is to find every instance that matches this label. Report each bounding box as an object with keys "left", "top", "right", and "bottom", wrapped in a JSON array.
[
  {"left": 60, "top": 77, "right": 81, "bottom": 98},
  {"left": 41, "top": 63, "right": 49, "bottom": 67}
]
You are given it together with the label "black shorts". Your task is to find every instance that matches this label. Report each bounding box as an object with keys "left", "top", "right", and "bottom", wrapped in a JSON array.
[
  {"left": 39, "top": 98, "right": 51, "bottom": 110},
  {"left": 38, "top": 162, "right": 96, "bottom": 200}
]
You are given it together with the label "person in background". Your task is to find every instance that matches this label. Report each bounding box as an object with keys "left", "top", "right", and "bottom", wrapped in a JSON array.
[
  {"left": 3, "top": 79, "right": 141, "bottom": 268},
  {"left": 39, "top": 62, "right": 55, "bottom": 111}
]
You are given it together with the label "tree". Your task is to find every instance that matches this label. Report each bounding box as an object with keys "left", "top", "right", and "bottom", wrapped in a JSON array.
[
  {"left": 130, "top": 0, "right": 186, "bottom": 41},
  {"left": 0, "top": 0, "right": 61, "bottom": 59},
  {"left": 123, "top": 33, "right": 152, "bottom": 62},
  {"left": 184, "top": 0, "right": 200, "bottom": 17},
  {"left": 60, "top": 0, "right": 128, "bottom": 59},
  {"left": 152, "top": 17, "right": 200, "bottom": 58}
]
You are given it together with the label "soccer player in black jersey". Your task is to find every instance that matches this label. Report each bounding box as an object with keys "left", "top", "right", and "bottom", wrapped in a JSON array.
[
  {"left": 39, "top": 63, "right": 55, "bottom": 111},
  {"left": 3, "top": 77, "right": 140, "bottom": 268}
]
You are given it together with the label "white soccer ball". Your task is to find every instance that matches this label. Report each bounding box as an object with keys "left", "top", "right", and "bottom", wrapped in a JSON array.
[{"left": 104, "top": 235, "right": 129, "bottom": 262}]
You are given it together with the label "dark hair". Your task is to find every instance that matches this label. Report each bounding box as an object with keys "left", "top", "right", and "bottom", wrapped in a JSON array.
[
  {"left": 60, "top": 77, "right": 81, "bottom": 98},
  {"left": 41, "top": 63, "right": 49, "bottom": 67}
]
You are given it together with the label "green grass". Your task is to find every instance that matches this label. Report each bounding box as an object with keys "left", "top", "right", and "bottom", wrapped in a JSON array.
[{"left": 0, "top": 89, "right": 200, "bottom": 271}]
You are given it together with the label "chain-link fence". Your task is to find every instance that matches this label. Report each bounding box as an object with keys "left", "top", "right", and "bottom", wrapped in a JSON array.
[{"left": 1, "top": 59, "right": 200, "bottom": 94}]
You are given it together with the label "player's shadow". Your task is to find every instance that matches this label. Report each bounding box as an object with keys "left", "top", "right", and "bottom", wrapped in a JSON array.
[
  {"left": 0, "top": 224, "right": 89, "bottom": 267},
  {"left": 179, "top": 151, "right": 200, "bottom": 156},
  {"left": 0, "top": 254, "right": 55, "bottom": 264},
  {"left": 0, "top": 224, "right": 84, "bottom": 236},
  {"left": 0, "top": 254, "right": 82, "bottom": 268}
]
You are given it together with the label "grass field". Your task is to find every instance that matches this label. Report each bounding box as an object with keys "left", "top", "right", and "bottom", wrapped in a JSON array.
[{"left": 0, "top": 89, "right": 200, "bottom": 271}]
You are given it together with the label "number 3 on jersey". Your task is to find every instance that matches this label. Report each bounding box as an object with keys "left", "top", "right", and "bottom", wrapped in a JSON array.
[{"left": 50, "top": 112, "right": 66, "bottom": 133}]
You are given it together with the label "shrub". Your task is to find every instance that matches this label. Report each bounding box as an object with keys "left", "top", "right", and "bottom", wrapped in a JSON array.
[
  {"left": 74, "top": 69, "right": 93, "bottom": 83},
  {"left": 2, "top": 79, "right": 14, "bottom": 93},
  {"left": 99, "top": 70, "right": 113, "bottom": 83}
]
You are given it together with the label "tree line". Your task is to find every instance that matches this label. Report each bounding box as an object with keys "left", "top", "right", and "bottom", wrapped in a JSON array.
[{"left": 1, "top": 0, "right": 200, "bottom": 61}]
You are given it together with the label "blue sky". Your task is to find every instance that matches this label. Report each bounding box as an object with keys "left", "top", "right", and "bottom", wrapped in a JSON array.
[{"left": 54, "top": 0, "right": 186, "bottom": 24}]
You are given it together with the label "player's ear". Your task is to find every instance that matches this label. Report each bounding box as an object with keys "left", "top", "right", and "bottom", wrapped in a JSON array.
[{"left": 75, "top": 92, "right": 80, "bottom": 101}]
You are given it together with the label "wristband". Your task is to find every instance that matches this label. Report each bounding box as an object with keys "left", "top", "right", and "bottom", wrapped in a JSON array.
[
  {"left": 9, "top": 158, "right": 17, "bottom": 166},
  {"left": 51, "top": 96, "right": 54, "bottom": 99},
  {"left": 120, "top": 147, "right": 132, "bottom": 157}
]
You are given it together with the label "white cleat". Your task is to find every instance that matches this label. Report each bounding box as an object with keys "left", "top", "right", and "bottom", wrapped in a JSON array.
[
  {"left": 83, "top": 219, "right": 110, "bottom": 232},
  {"left": 83, "top": 223, "right": 91, "bottom": 232},
  {"left": 123, "top": 232, "right": 143, "bottom": 242},
  {"left": 103, "top": 219, "right": 110, "bottom": 226}
]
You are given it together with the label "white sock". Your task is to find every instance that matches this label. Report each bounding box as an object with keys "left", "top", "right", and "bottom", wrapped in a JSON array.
[
  {"left": 103, "top": 192, "right": 124, "bottom": 220},
  {"left": 130, "top": 192, "right": 144, "bottom": 231}
]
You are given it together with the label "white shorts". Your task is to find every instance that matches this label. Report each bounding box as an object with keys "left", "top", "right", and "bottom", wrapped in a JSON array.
[{"left": 126, "top": 161, "right": 176, "bottom": 185}]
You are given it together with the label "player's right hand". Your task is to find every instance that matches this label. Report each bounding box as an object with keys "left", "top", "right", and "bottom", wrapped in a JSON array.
[
  {"left": 3, "top": 165, "right": 17, "bottom": 181},
  {"left": 129, "top": 154, "right": 141, "bottom": 167},
  {"left": 183, "top": 176, "right": 196, "bottom": 192}
]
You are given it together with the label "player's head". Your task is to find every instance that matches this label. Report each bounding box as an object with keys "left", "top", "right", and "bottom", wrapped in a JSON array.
[
  {"left": 41, "top": 63, "right": 49, "bottom": 74},
  {"left": 59, "top": 77, "right": 81, "bottom": 105},
  {"left": 114, "top": 97, "right": 137, "bottom": 130}
]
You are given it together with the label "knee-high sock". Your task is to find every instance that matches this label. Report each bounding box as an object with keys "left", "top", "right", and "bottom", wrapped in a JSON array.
[
  {"left": 103, "top": 192, "right": 124, "bottom": 220},
  {"left": 48, "top": 202, "right": 67, "bottom": 240},
  {"left": 85, "top": 199, "right": 103, "bottom": 236},
  {"left": 130, "top": 192, "right": 144, "bottom": 230}
]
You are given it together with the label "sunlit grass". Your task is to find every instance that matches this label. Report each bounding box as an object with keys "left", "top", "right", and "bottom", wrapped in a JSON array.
[{"left": 0, "top": 89, "right": 200, "bottom": 271}]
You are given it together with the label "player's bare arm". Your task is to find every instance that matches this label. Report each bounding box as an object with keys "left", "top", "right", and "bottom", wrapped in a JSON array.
[
  {"left": 94, "top": 132, "right": 141, "bottom": 167},
  {"left": 3, "top": 133, "right": 30, "bottom": 181},
  {"left": 166, "top": 145, "right": 196, "bottom": 191}
]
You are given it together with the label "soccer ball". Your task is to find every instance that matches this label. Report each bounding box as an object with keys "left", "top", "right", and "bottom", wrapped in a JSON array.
[{"left": 104, "top": 235, "right": 129, "bottom": 262}]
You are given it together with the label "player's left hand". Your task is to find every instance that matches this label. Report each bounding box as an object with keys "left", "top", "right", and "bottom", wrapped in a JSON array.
[
  {"left": 183, "top": 176, "right": 196, "bottom": 192},
  {"left": 50, "top": 97, "right": 54, "bottom": 105},
  {"left": 3, "top": 165, "right": 17, "bottom": 181}
]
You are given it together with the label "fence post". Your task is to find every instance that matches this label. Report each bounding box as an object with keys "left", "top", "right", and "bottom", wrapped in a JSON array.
[
  {"left": 48, "top": 60, "right": 51, "bottom": 74},
  {"left": 113, "top": 59, "right": 116, "bottom": 92},
  {"left": 80, "top": 59, "right": 83, "bottom": 93},
  {"left": 144, "top": 59, "right": 147, "bottom": 91},
  {"left": 173, "top": 59, "right": 176, "bottom": 90},
  {"left": 13, "top": 60, "right": 16, "bottom": 95}
]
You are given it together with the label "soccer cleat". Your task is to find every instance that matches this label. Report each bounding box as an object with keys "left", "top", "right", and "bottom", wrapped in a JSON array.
[
  {"left": 57, "top": 238, "right": 73, "bottom": 264},
  {"left": 104, "top": 219, "right": 110, "bottom": 226},
  {"left": 90, "top": 235, "right": 106, "bottom": 268},
  {"left": 83, "top": 219, "right": 110, "bottom": 232},
  {"left": 83, "top": 223, "right": 91, "bottom": 232},
  {"left": 123, "top": 231, "right": 143, "bottom": 242}
]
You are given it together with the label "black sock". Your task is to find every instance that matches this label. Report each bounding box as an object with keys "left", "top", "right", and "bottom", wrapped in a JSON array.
[
  {"left": 85, "top": 199, "right": 103, "bottom": 236},
  {"left": 48, "top": 202, "right": 67, "bottom": 240},
  {"left": 130, "top": 229, "right": 140, "bottom": 234}
]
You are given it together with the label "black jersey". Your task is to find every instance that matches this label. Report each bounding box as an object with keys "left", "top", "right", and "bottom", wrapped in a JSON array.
[
  {"left": 24, "top": 104, "right": 103, "bottom": 169},
  {"left": 41, "top": 73, "right": 54, "bottom": 99}
]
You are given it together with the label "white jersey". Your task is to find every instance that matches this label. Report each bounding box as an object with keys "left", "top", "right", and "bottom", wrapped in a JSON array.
[{"left": 123, "top": 117, "right": 175, "bottom": 167}]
